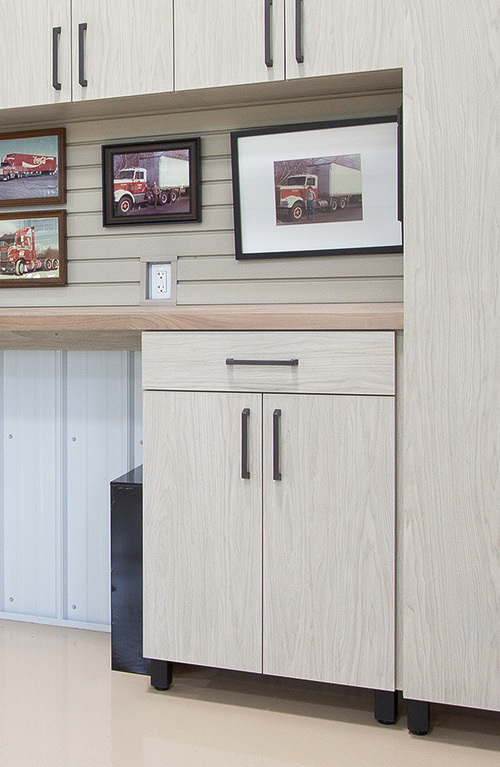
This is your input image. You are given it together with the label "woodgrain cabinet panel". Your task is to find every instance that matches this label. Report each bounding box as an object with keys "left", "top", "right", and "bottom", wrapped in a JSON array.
[
  {"left": 0, "top": 0, "right": 71, "bottom": 109},
  {"left": 285, "top": 0, "right": 403, "bottom": 80},
  {"left": 263, "top": 394, "right": 395, "bottom": 689},
  {"left": 404, "top": 0, "right": 500, "bottom": 711},
  {"left": 174, "top": 0, "right": 285, "bottom": 91},
  {"left": 72, "top": 0, "right": 173, "bottom": 101},
  {"left": 143, "top": 390, "right": 263, "bottom": 673}
]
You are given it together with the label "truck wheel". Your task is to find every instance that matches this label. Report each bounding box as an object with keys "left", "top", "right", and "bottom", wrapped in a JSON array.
[
  {"left": 160, "top": 191, "right": 168, "bottom": 205},
  {"left": 45, "top": 259, "right": 52, "bottom": 271},
  {"left": 118, "top": 196, "right": 133, "bottom": 214},
  {"left": 330, "top": 198, "right": 338, "bottom": 211},
  {"left": 15, "top": 259, "right": 25, "bottom": 276},
  {"left": 339, "top": 197, "right": 347, "bottom": 209},
  {"left": 52, "top": 259, "right": 59, "bottom": 270},
  {"left": 290, "top": 202, "right": 304, "bottom": 221},
  {"left": 169, "top": 189, "right": 177, "bottom": 203}
]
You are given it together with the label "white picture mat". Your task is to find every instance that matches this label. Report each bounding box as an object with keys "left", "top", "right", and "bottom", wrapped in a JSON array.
[{"left": 236, "top": 121, "right": 401, "bottom": 255}]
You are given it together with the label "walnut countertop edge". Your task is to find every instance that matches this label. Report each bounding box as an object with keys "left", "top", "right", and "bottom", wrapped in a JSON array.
[{"left": 0, "top": 303, "right": 404, "bottom": 332}]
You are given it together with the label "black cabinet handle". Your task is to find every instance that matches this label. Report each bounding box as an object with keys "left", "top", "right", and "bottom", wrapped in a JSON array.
[
  {"left": 273, "top": 408, "right": 282, "bottom": 481},
  {"left": 295, "top": 0, "right": 304, "bottom": 64},
  {"left": 78, "top": 22, "right": 88, "bottom": 87},
  {"left": 265, "top": 0, "right": 273, "bottom": 68},
  {"left": 241, "top": 408, "right": 250, "bottom": 479},
  {"left": 226, "top": 358, "right": 299, "bottom": 367},
  {"left": 52, "top": 27, "right": 62, "bottom": 90}
]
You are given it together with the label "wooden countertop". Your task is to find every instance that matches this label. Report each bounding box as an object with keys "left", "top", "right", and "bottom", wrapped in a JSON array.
[{"left": 0, "top": 303, "right": 403, "bottom": 331}]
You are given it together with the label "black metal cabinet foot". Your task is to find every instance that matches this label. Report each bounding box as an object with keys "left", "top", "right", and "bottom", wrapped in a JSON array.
[
  {"left": 407, "top": 699, "right": 430, "bottom": 735},
  {"left": 150, "top": 660, "right": 173, "bottom": 691},
  {"left": 374, "top": 690, "right": 398, "bottom": 724}
]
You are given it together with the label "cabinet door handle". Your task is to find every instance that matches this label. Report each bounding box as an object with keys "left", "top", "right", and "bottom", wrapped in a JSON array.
[
  {"left": 226, "top": 358, "right": 299, "bottom": 367},
  {"left": 78, "top": 22, "right": 88, "bottom": 87},
  {"left": 264, "top": 0, "right": 273, "bottom": 68},
  {"left": 52, "top": 27, "right": 62, "bottom": 90},
  {"left": 273, "top": 408, "right": 282, "bottom": 481},
  {"left": 241, "top": 408, "right": 251, "bottom": 479},
  {"left": 295, "top": 0, "right": 304, "bottom": 64}
]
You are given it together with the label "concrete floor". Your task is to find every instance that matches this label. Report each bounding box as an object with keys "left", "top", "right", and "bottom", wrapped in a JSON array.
[{"left": 0, "top": 619, "right": 499, "bottom": 766}]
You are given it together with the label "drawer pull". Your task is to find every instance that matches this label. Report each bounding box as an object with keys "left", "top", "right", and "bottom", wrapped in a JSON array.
[
  {"left": 52, "top": 27, "right": 62, "bottom": 90},
  {"left": 264, "top": 0, "right": 273, "bottom": 68},
  {"left": 226, "top": 358, "right": 299, "bottom": 367},
  {"left": 78, "top": 22, "right": 88, "bottom": 87},
  {"left": 295, "top": 0, "right": 304, "bottom": 64},
  {"left": 273, "top": 408, "right": 282, "bottom": 481},
  {"left": 241, "top": 408, "right": 251, "bottom": 479}
]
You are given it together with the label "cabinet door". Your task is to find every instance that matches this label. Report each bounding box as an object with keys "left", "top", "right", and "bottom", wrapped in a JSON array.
[
  {"left": 143, "top": 391, "right": 262, "bottom": 673},
  {"left": 285, "top": 0, "right": 403, "bottom": 80},
  {"left": 174, "top": 0, "right": 284, "bottom": 91},
  {"left": 72, "top": 0, "right": 173, "bottom": 101},
  {"left": 263, "top": 394, "right": 395, "bottom": 690},
  {"left": 0, "top": 0, "right": 71, "bottom": 109}
]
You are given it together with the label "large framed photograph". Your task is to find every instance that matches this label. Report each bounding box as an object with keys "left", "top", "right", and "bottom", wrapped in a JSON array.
[
  {"left": 0, "top": 210, "right": 67, "bottom": 287},
  {"left": 102, "top": 138, "right": 201, "bottom": 226},
  {"left": 0, "top": 128, "right": 66, "bottom": 208},
  {"left": 231, "top": 116, "right": 402, "bottom": 259}
]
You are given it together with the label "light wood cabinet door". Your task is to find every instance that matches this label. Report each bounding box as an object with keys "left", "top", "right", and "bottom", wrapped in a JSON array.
[
  {"left": 263, "top": 393, "right": 395, "bottom": 690},
  {"left": 174, "top": 0, "right": 285, "bottom": 91},
  {"left": 0, "top": 0, "right": 71, "bottom": 109},
  {"left": 143, "top": 390, "right": 263, "bottom": 673},
  {"left": 72, "top": 0, "right": 173, "bottom": 102},
  {"left": 404, "top": 0, "right": 500, "bottom": 711},
  {"left": 285, "top": 0, "right": 403, "bottom": 80}
]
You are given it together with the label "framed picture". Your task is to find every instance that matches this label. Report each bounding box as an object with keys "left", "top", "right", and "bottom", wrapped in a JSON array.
[
  {"left": 102, "top": 138, "right": 201, "bottom": 226},
  {"left": 0, "top": 127, "right": 66, "bottom": 208},
  {"left": 0, "top": 210, "right": 67, "bottom": 287},
  {"left": 231, "top": 116, "right": 402, "bottom": 259}
]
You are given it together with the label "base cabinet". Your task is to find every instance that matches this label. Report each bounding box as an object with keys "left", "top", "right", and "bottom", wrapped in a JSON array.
[{"left": 143, "top": 331, "right": 395, "bottom": 692}]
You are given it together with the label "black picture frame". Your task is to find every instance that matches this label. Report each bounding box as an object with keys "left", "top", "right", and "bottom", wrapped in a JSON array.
[
  {"left": 230, "top": 116, "right": 402, "bottom": 260},
  {"left": 0, "top": 127, "right": 66, "bottom": 209},
  {"left": 102, "top": 138, "right": 201, "bottom": 226},
  {"left": 0, "top": 209, "right": 67, "bottom": 287}
]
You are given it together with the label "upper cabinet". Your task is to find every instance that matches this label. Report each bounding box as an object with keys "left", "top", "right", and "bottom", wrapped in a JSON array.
[
  {"left": 285, "top": 0, "right": 403, "bottom": 80},
  {"left": 0, "top": 0, "right": 72, "bottom": 110},
  {"left": 174, "top": 0, "right": 285, "bottom": 91},
  {"left": 72, "top": 0, "right": 173, "bottom": 101}
]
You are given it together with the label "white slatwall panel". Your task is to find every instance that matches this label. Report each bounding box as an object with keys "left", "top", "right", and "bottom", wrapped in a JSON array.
[
  {"left": 0, "top": 350, "right": 141, "bottom": 629},
  {"left": 65, "top": 352, "right": 130, "bottom": 625},
  {"left": 1, "top": 92, "right": 403, "bottom": 307},
  {"left": 2, "top": 351, "right": 61, "bottom": 618}
]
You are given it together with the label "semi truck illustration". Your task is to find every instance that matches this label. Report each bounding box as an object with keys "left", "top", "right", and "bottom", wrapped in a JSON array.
[
  {"left": 114, "top": 155, "right": 189, "bottom": 214},
  {"left": 0, "top": 227, "right": 58, "bottom": 276},
  {"left": 275, "top": 159, "right": 362, "bottom": 221},
  {"left": 0, "top": 153, "right": 57, "bottom": 181}
]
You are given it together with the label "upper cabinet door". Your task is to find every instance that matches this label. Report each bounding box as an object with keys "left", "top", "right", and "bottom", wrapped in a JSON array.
[
  {"left": 285, "top": 0, "right": 403, "bottom": 80},
  {"left": 0, "top": 0, "right": 71, "bottom": 110},
  {"left": 174, "top": 0, "right": 285, "bottom": 91},
  {"left": 72, "top": 0, "right": 174, "bottom": 102}
]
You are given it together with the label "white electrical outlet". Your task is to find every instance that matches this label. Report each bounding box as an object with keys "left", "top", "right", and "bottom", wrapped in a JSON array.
[{"left": 148, "top": 263, "right": 172, "bottom": 300}]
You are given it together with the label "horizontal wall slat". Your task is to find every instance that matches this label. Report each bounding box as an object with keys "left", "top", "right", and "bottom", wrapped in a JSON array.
[
  {"left": 68, "top": 260, "right": 139, "bottom": 284},
  {"left": 0, "top": 285, "right": 141, "bottom": 307},
  {"left": 178, "top": 254, "right": 403, "bottom": 281},
  {"left": 68, "top": 231, "right": 236, "bottom": 260},
  {"left": 66, "top": 208, "right": 234, "bottom": 237},
  {"left": 177, "top": 278, "right": 403, "bottom": 305}
]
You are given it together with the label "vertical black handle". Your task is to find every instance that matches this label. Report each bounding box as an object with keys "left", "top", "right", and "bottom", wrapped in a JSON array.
[
  {"left": 52, "top": 27, "right": 62, "bottom": 90},
  {"left": 273, "top": 408, "right": 282, "bottom": 481},
  {"left": 264, "top": 0, "right": 273, "bottom": 68},
  {"left": 78, "top": 22, "right": 88, "bottom": 87},
  {"left": 241, "top": 408, "right": 250, "bottom": 479},
  {"left": 295, "top": 0, "right": 304, "bottom": 64}
]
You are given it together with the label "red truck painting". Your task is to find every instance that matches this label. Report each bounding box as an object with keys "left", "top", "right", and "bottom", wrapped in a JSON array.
[
  {"left": 114, "top": 156, "right": 189, "bottom": 214},
  {"left": 275, "top": 159, "right": 362, "bottom": 221},
  {"left": 0, "top": 153, "right": 57, "bottom": 181},
  {"left": 0, "top": 227, "right": 58, "bottom": 276}
]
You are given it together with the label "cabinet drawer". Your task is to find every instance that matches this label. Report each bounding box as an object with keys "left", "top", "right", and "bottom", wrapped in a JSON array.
[{"left": 142, "top": 331, "right": 394, "bottom": 395}]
